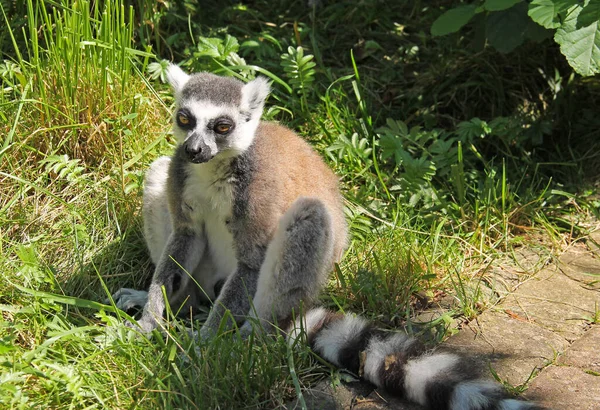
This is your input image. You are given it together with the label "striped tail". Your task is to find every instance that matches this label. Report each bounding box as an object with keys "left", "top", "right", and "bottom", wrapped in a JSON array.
[{"left": 286, "top": 308, "right": 544, "bottom": 410}]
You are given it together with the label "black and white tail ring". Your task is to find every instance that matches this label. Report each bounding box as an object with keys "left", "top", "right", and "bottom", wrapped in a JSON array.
[{"left": 287, "top": 308, "right": 544, "bottom": 410}]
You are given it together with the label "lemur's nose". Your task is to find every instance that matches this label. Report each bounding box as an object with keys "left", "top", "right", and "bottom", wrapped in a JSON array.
[
  {"left": 185, "top": 144, "right": 201, "bottom": 159},
  {"left": 184, "top": 140, "right": 214, "bottom": 164}
]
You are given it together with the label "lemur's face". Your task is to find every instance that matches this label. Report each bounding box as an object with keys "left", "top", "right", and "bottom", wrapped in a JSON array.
[
  {"left": 166, "top": 67, "right": 270, "bottom": 164},
  {"left": 173, "top": 97, "right": 252, "bottom": 164}
]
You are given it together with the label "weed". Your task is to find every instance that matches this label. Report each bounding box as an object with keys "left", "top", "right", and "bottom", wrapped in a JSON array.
[
  {"left": 581, "top": 302, "right": 600, "bottom": 325},
  {"left": 490, "top": 364, "right": 540, "bottom": 396}
]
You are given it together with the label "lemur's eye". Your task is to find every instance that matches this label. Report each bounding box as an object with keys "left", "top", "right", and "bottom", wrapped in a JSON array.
[
  {"left": 178, "top": 114, "right": 189, "bottom": 125},
  {"left": 213, "top": 120, "right": 233, "bottom": 135},
  {"left": 215, "top": 124, "right": 230, "bottom": 133},
  {"left": 176, "top": 110, "right": 195, "bottom": 129}
]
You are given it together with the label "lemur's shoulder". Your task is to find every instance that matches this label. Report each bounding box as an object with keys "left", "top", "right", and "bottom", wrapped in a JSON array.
[
  {"left": 234, "top": 120, "right": 346, "bottom": 256},
  {"left": 252, "top": 121, "right": 340, "bottom": 194}
]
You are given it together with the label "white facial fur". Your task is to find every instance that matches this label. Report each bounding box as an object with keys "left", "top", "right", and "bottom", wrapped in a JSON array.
[
  {"left": 172, "top": 100, "right": 261, "bottom": 160},
  {"left": 166, "top": 64, "right": 190, "bottom": 95},
  {"left": 166, "top": 64, "right": 271, "bottom": 160}
]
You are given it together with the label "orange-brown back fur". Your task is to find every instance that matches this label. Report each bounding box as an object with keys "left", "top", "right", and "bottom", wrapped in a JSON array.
[{"left": 249, "top": 121, "right": 347, "bottom": 261}]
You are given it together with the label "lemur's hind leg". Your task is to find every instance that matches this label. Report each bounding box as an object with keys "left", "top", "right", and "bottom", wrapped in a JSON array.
[
  {"left": 110, "top": 156, "right": 172, "bottom": 311},
  {"left": 241, "top": 197, "right": 335, "bottom": 335},
  {"left": 142, "top": 156, "right": 173, "bottom": 264}
]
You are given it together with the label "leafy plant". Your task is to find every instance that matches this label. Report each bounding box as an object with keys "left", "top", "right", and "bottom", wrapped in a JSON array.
[
  {"left": 550, "top": 0, "right": 600, "bottom": 76},
  {"left": 180, "top": 34, "right": 249, "bottom": 75},
  {"left": 326, "top": 132, "right": 372, "bottom": 170},
  {"left": 0, "top": 59, "right": 25, "bottom": 91},
  {"left": 280, "top": 46, "right": 317, "bottom": 112},
  {"left": 376, "top": 119, "right": 457, "bottom": 209},
  {"left": 39, "top": 155, "right": 87, "bottom": 185},
  {"left": 431, "top": 0, "right": 600, "bottom": 76}
]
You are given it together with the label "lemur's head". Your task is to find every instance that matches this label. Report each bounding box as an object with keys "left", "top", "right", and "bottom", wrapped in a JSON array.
[{"left": 166, "top": 64, "right": 270, "bottom": 164}]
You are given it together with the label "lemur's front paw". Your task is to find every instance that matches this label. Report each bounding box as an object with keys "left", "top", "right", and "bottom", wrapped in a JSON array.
[
  {"left": 125, "top": 315, "right": 160, "bottom": 333},
  {"left": 108, "top": 288, "right": 148, "bottom": 311},
  {"left": 198, "top": 325, "right": 215, "bottom": 340},
  {"left": 239, "top": 321, "right": 253, "bottom": 340}
]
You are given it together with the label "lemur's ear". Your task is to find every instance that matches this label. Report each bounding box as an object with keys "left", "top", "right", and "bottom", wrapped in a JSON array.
[
  {"left": 241, "top": 77, "right": 270, "bottom": 119},
  {"left": 166, "top": 64, "right": 190, "bottom": 93}
]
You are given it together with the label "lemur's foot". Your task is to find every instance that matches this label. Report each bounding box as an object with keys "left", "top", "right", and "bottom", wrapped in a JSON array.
[
  {"left": 125, "top": 314, "right": 162, "bottom": 333},
  {"left": 108, "top": 288, "right": 148, "bottom": 311},
  {"left": 239, "top": 321, "right": 253, "bottom": 340}
]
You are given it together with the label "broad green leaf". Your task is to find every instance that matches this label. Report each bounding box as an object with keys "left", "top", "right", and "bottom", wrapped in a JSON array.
[
  {"left": 484, "top": 0, "right": 522, "bottom": 12},
  {"left": 525, "top": 19, "right": 554, "bottom": 42},
  {"left": 221, "top": 35, "right": 239, "bottom": 56},
  {"left": 486, "top": 3, "right": 530, "bottom": 53},
  {"left": 528, "top": 0, "right": 578, "bottom": 29},
  {"left": 555, "top": 3, "right": 600, "bottom": 76},
  {"left": 431, "top": 5, "right": 478, "bottom": 36},
  {"left": 577, "top": 1, "right": 600, "bottom": 28},
  {"left": 196, "top": 37, "right": 222, "bottom": 58}
]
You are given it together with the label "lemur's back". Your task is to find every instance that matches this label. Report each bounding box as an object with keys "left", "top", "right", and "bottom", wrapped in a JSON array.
[{"left": 249, "top": 121, "right": 347, "bottom": 260}]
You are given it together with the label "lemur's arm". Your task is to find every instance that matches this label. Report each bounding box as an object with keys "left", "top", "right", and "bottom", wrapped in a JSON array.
[
  {"left": 134, "top": 230, "right": 206, "bottom": 332},
  {"left": 199, "top": 219, "right": 268, "bottom": 337},
  {"left": 199, "top": 262, "right": 259, "bottom": 337},
  {"left": 132, "top": 150, "right": 208, "bottom": 332}
]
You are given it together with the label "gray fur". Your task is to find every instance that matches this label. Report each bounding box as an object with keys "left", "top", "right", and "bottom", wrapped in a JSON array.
[
  {"left": 167, "top": 147, "right": 192, "bottom": 229},
  {"left": 200, "top": 262, "right": 259, "bottom": 338},
  {"left": 110, "top": 65, "right": 340, "bottom": 338},
  {"left": 181, "top": 73, "right": 243, "bottom": 107},
  {"left": 135, "top": 231, "right": 205, "bottom": 332},
  {"left": 240, "top": 197, "right": 334, "bottom": 335}
]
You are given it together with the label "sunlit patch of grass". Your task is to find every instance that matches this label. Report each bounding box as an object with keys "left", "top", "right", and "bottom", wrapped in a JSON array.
[
  {"left": 326, "top": 217, "right": 467, "bottom": 336},
  {"left": 1, "top": 285, "right": 326, "bottom": 409},
  {"left": 0, "top": 0, "right": 170, "bottom": 298},
  {"left": 1, "top": 0, "right": 598, "bottom": 407}
]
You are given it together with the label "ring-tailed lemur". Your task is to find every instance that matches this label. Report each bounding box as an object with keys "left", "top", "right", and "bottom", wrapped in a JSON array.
[{"left": 110, "top": 65, "right": 542, "bottom": 410}]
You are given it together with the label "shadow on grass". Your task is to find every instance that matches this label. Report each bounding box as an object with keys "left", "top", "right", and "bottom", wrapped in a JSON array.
[{"left": 59, "top": 220, "right": 153, "bottom": 315}]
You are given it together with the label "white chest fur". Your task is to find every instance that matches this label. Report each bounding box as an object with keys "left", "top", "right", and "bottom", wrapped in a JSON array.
[{"left": 182, "top": 159, "right": 238, "bottom": 276}]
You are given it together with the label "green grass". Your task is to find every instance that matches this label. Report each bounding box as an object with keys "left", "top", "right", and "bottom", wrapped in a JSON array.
[{"left": 1, "top": 0, "right": 599, "bottom": 408}]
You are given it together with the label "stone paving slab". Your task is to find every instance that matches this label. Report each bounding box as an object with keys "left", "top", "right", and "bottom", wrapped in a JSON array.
[
  {"left": 445, "top": 311, "right": 569, "bottom": 386},
  {"left": 500, "top": 265, "right": 599, "bottom": 341},
  {"left": 559, "top": 247, "right": 600, "bottom": 291},
  {"left": 484, "top": 247, "right": 549, "bottom": 295},
  {"left": 355, "top": 390, "right": 422, "bottom": 410},
  {"left": 289, "top": 234, "right": 600, "bottom": 409},
  {"left": 559, "top": 325, "right": 600, "bottom": 373},
  {"left": 587, "top": 229, "right": 600, "bottom": 256},
  {"left": 284, "top": 381, "right": 424, "bottom": 410},
  {"left": 524, "top": 365, "right": 600, "bottom": 410},
  {"left": 284, "top": 380, "right": 377, "bottom": 410}
]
